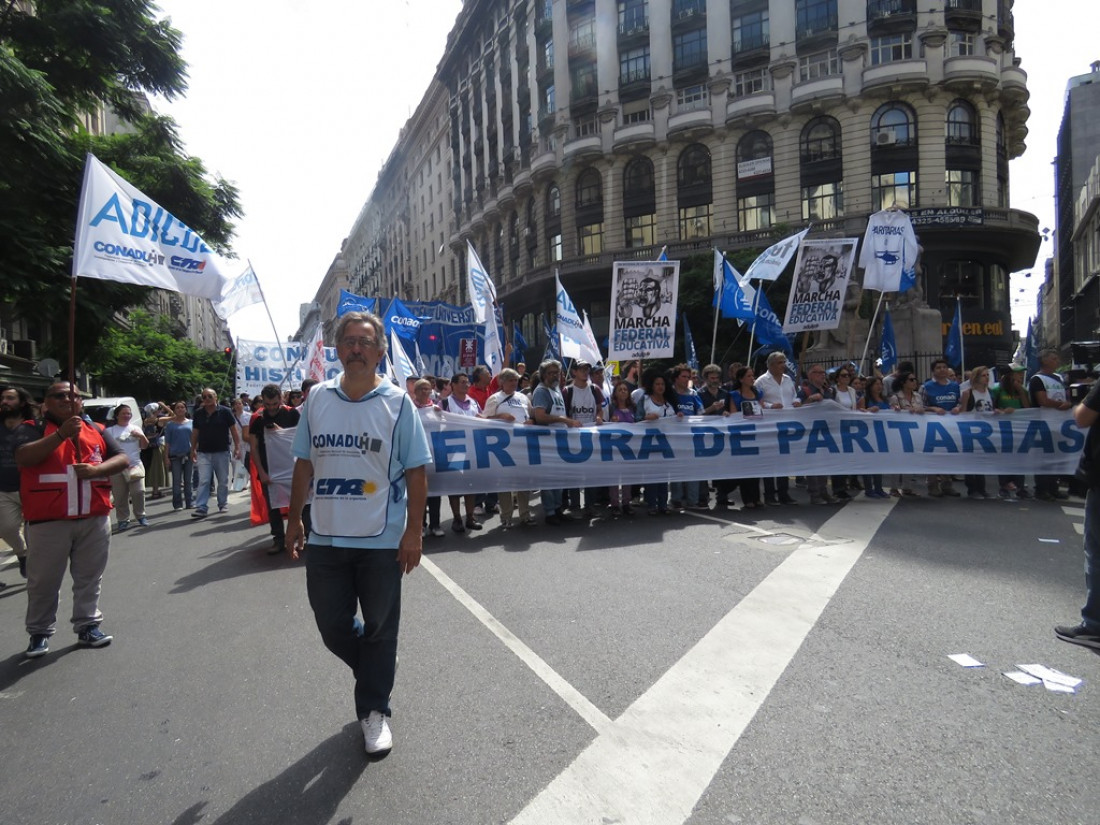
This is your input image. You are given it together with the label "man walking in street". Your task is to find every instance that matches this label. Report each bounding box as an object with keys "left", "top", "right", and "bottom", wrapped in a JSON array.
[
  {"left": 248, "top": 383, "right": 300, "bottom": 554},
  {"left": 1055, "top": 377, "right": 1100, "bottom": 650},
  {"left": 190, "top": 388, "right": 241, "bottom": 518},
  {"left": 1, "top": 386, "right": 35, "bottom": 580},
  {"left": 1030, "top": 349, "right": 1073, "bottom": 501},
  {"left": 13, "top": 383, "right": 129, "bottom": 657},
  {"left": 286, "top": 311, "right": 430, "bottom": 760}
]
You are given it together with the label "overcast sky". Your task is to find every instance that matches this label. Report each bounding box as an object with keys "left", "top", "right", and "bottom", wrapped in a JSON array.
[{"left": 153, "top": 0, "right": 1094, "bottom": 341}]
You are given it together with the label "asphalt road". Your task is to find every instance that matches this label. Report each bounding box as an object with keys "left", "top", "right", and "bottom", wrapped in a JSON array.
[{"left": 0, "top": 483, "right": 1097, "bottom": 825}]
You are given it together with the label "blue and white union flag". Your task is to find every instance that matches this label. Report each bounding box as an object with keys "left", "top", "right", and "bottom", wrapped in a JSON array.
[
  {"left": 73, "top": 153, "right": 234, "bottom": 300},
  {"left": 214, "top": 265, "right": 263, "bottom": 320}
]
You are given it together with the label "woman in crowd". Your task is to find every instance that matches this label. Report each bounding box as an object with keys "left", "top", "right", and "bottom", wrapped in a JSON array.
[
  {"left": 830, "top": 368, "right": 860, "bottom": 499},
  {"left": 230, "top": 397, "right": 250, "bottom": 492},
  {"left": 608, "top": 381, "right": 637, "bottom": 516},
  {"left": 142, "top": 402, "right": 170, "bottom": 499},
  {"left": 106, "top": 404, "right": 149, "bottom": 530},
  {"left": 857, "top": 376, "right": 891, "bottom": 498},
  {"left": 639, "top": 371, "right": 678, "bottom": 515},
  {"left": 993, "top": 365, "right": 1031, "bottom": 500},
  {"left": 163, "top": 400, "right": 193, "bottom": 511},
  {"left": 959, "top": 366, "right": 998, "bottom": 499},
  {"left": 888, "top": 370, "right": 924, "bottom": 497},
  {"left": 412, "top": 378, "right": 445, "bottom": 537},
  {"left": 724, "top": 366, "right": 763, "bottom": 509}
]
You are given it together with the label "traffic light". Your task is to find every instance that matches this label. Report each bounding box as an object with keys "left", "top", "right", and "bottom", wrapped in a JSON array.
[{"left": 223, "top": 346, "right": 233, "bottom": 358}]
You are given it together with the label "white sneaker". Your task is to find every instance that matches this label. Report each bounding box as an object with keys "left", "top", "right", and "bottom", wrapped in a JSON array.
[{"left": 361, "top": 711, "right": 392, "bottom": 759}]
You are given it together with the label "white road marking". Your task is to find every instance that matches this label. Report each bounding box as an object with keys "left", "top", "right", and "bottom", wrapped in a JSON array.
[
  {"left": 420, "top": 556, "right": 612, "bottom": 735},
  {"left": 1061, "top": 506, "right": 1086, "bottom": 518},
  {"left": 509, "top": 500, "right": 896, "bottom": 825}
]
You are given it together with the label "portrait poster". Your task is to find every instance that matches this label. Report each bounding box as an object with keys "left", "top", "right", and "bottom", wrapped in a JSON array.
[
  {"left": 608, "top": 260, "right": 680, "bottom": 360},
  {"left": 782, "top": 238, "right": 859, "bottom": 334}
]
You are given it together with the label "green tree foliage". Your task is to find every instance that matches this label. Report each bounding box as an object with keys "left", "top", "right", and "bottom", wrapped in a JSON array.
[
  {"left": 84, "top": 310, "right": 235, "bottom": 401},
  {"left": 0, "top": 0, "right": 241, "bottom": 366}
]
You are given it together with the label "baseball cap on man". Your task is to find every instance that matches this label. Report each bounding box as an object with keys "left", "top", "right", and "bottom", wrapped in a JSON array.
[{"left": 572, "top": 359, "right": 591, "bottom": 370}]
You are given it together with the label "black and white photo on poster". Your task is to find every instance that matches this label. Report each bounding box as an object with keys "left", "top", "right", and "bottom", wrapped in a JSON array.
[
  {"left": 609, "top": 260, "right": 680, "bottom": 359},
  {"left": 782, "top": 238, "right": 858, "bottom": 334}
]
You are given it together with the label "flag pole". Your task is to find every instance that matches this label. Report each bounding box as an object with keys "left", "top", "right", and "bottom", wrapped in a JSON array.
[
  {"left": 858, "top": 290, "right": 887, "bottom": 377},
  {"left": 958, "top": 296, "right": 966, "bottom": 377},
  {"left": 710, "top": 250, "right": 724, "bottom": 365},
  {"left": 249, "top": 260, "right": 284, "bottom": 350},
  {"left": 746, "top": 281, "right": 761, "bottom": 366}
]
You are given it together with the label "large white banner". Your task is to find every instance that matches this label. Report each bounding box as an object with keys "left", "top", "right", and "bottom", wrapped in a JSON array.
[
  {"left": 263, "top": 406, "right": 1084, "bottom": 498},
  {"left": 73, "top": 154, "right": 235, "bottom": 300},
  {"left": 236, "top": 338, "right": 341, "bottom": 397},
  {"left": 609, "top": 261, "right": 680, "bottom": 360},
  {"left": 782, "top": 238, "right": 858, "bottom": 333}
]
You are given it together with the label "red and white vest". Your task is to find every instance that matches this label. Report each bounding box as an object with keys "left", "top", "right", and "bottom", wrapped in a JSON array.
[{"left": 20, "top": 420, "right": 113, "bottom": 521}]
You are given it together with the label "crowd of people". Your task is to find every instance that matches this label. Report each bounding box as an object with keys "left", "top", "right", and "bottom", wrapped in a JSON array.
[{"left": 2, "top": 308, "right": 1097, "bottom": 757}]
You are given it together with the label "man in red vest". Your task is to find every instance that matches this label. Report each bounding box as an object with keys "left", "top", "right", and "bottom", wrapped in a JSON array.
[{"left": 14, "top": 382, "right": 128, "bottom": 658}]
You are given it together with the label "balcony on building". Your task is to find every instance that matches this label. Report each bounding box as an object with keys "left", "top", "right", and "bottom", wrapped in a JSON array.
[
  {"left": 613, "top": 119, "right": 656, "bottom": 151},
  {"left": 796, "top": 9, "right": 838, "bottom": 48},
  {"left": 996, "top": 0, "right": 1014, "bottom": 40},
  {"left": 1000, "top": 63, "right": 1028, "bottom": 103},
  {"left": 671, "top": 0, "right": 706, "bottom": 31},
  {"left": 943, "top": 0, "right": 983, "bottom": 28},
  {"left": 618, "top": 12, "right": 649, "bottom": 44},
  {"left": 790, "top": 75, "right": 844, "bottom": 110},
  {"left": 943, "top": 55, "right": 999, "bottom": 92},
  {"left": 731, "top": 31, "right": 770, "bottom": 68},
  {"left": 673, "top": 57, "right": 708, "bottom": 87},
  {"left": 535, "top": 0, "right": 553, "bottom": 35},
  {"left": 531, "top": 135, "right": 557, "bottom": 180},
  {"left": 568, "top": 31, "right": 597, "bottom": 59},
  {"left": 619, "top": 68, "right": 651, "bottom": 102},
  {"left": 570, "top": 79, "right": 600, "bottom": 116},
  {"left": 866, "top": 0, "right": 916, "bottom": 35},
  {"left": 565, "top": 116, "right": 602, "bottom": 159},
  {"left": 726, "top": 90, "right": 776, "bottom": 120},
  {"left": 862, "top": 59, "right": 929, "bottom": 93}
]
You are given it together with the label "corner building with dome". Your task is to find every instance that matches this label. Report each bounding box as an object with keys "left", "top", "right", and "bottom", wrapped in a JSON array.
[{"left": 343, "top": 0, "right": 1040, "bottom": 366}]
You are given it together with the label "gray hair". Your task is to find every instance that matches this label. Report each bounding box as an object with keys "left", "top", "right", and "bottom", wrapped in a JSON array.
[
  {"left": 538, "top": 359, "right": 562, "bottom": 381},
  {"left": 766, "top": 351, "right": 788, "bottom": 367},
  {"left": 333, "top": 311, "right": 387, "bottom": 355},
  {"left": 498, "top": 368, "right": 520, "bottom": 381}
]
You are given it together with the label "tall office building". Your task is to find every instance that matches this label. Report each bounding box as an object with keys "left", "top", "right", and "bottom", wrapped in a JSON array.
[
  {"left": 343, "top": 0, "right": 1040, "bottom": 366},
  {"left": 1056, "top": 61, "right": 1100, "bottom": 347}
]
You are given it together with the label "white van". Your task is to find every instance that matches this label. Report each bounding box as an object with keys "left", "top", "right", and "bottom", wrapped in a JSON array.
[{"left": 83, "top": 396, "right": 139, "bottom": 426}]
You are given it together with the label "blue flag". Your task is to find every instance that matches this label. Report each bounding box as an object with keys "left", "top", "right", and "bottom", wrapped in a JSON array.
[
  {"left": 513, "top": 321, "right": 528, "bottom": 364},
  {"left": 338, "top": 289, "right": 376, "bottom": 317},
  {"left": 944, "top": 299, "right": 963, "bottom": 368},
  {"left": 384, "top": 296, "right": 422, "bottom": 342},
  {"left": 682, "top": 312, "right": 699, "bottom": 372},
  {"left": 753, "top": 289, "right": 793, "bottom": 356},
  {"left": 712, "top": 250, "right": 755, "bottom": 321},
  {"left": 879, "top": 307, "right": 898, "bottom": 374},
  {"left": 543, "top": 317, "right": 559, "bottom": 361},
  {"left": 1024, "top": 317, "right": 1039, "bottom": 376},
  {"left": 658, "top": 246, "right": 668, "bottom": 262}
]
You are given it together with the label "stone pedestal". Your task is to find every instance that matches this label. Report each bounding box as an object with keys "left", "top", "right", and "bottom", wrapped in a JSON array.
[{"left": 803, "top": 291, "right": 942, "bottom": 371}]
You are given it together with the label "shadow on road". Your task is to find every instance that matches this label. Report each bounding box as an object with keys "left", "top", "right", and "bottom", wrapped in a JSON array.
[
  {"left": 168, "top": 536, "right": 295, "bottom": 595},
  {"left": 169, "top": 723, "right": 366, "bottom": 825}
]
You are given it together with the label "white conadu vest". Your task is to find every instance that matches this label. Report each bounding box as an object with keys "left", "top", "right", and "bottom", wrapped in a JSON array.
[{"left": 305, "top": 379, "right": 410, "bottom": 539}]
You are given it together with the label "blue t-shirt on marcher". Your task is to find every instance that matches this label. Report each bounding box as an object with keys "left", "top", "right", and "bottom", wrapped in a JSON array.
[
  {"left": 673, "top": 388, "right": 703, "bottom": 415},
  {"left": 921, "top": 380, "right": 960, "bottom": 411}
]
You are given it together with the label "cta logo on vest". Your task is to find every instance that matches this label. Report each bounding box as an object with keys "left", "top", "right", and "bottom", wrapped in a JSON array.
[{"left": 315, "top": 478, "right": 379, "bottom": 497}]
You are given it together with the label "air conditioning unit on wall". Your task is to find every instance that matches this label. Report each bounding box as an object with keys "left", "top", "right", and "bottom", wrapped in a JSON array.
[{"left": 875, "top": 129, "right": 897, "bottom": 146}]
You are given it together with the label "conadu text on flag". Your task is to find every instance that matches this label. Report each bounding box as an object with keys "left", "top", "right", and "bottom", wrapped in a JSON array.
[{"left": 73, "top": 154, "right": 236, "bottom": 300}]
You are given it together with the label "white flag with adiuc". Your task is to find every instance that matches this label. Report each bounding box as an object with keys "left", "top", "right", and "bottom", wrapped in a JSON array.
[
  {"left": 743, "top": 227, "right": 811, "bottom": 282},
  {"left": 214, "top": 265, "right": 263, "bottom": 320},
  {"left": 466, "top": 241, "right": 497, "bottom": 324},
  {"left": 555, "top": 272, "right": 590, "bottom": 360},
  {"left": 389, "top": 329, "right": 417, "bottom": 387},
  {"left": 73, "top": 154, "right": 234, "bottom": 300}
]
